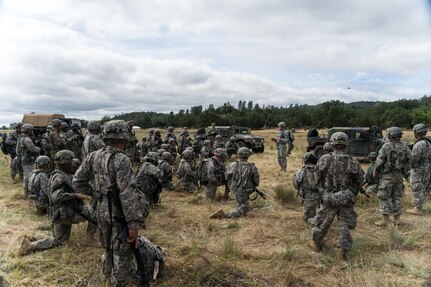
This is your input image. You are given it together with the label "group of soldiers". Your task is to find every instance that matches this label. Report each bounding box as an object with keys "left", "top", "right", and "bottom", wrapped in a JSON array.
[
  {"left": 292, "top": 124, "right": 430, "bottom": 260},
  {"left": 1, "top": 119, "right": 261, "bottom": 286}
]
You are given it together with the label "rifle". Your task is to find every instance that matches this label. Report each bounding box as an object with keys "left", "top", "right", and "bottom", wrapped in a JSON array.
[
  {"left": 249, "top": 188, "right": 266, "bottom": 201},
  {"left": 72, "top": 205, "right": 97, "bottom": 225},
  {"left": 358, "top": 184, "right": 371, "bottom": 199},
  {"left": 107, "top": 182, "right": 148, "bottom": 287},
  {"left": 223, "top": 181, "right": 230, "bottom": 200}
]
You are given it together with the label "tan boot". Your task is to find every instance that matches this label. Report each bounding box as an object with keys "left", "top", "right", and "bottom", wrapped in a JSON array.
[
  {"left": 209, "top": 209, "right": 226, "bottom": 219},
  {"left": 340, "top": 249, "right": 348, "bottom": 261},
  {"left": 374, "top": 215, "right": 391, "bottom": 227},
  {"left": 307, "top": 240, "right": 322, "bottom": 252},
  {"left": 405, "top": 207, "right": 424, "bottom": 215},
  {"left": 393, "top": 215, "right": 407, "bottom": 226},
  {"left": 17, "top": 238, "right": 35, "bottom": 256}
]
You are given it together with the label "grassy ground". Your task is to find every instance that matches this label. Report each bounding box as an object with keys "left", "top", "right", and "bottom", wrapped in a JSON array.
[{"left": 1, "top": 129, "right": 430, "bottom": 286}]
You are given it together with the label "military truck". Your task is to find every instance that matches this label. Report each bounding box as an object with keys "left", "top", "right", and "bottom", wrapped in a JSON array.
[
  {"left": 22, "top": 113, "right": 81, "bottom": 137},
  {"left": 306, "top": 126, "right": 384, "bottom": 159},
  {"left": 196, "top": 125, "right": 265, "bottom": 153}
]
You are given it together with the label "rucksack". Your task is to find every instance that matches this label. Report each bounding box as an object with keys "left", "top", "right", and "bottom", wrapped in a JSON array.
[
  {"left": 387, "top": 142, "right": 406, "bottom": 171},
  {"left": 195, "top": 159, "right": 210, "bottom": 186},
  {"left": 137, "top": 236, "right": 165, "bottom": 283},
  {"left": 0, "top": 140, "right": 8, "bottom": 155}
]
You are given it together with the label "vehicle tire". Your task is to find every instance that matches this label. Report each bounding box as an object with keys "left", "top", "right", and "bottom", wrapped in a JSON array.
[
  {"left": 237, "top": 141, "right": 247, "bottom": 148},
  {"left": 313, "top": 146, "right": 324, "bottom": 159}
]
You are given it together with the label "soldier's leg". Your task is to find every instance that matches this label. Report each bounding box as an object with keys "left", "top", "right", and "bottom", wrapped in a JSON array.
[
  {"left": 312, "top": 206, "right": 337, "bottom": 244},
  {"left": 99, "top": 221, "right": 113, "bottom": 279},
  {"left": 10, "top": 158, "right": 17, "bottom": 182},
  {"left": 111, "top": 224, "right": 137, "bottom": 286},
  {"left": 392, "top": 184, "right": 405, "bottom": 221},
  {"left": 409, "top": 172, "right": 426, "bottom": 209},
  {"left": 28, "top": 223, "right": 71, "bottom": 252},
  {"left": 303, "top": 195, "right": 321, "bottom": 224},
  {"left": 225, "top": 190, "right": 249, "bottom": 218},
  {"left": 22, "top": 164, "right": 35, "bottom": 196},
  {"left": 203, "top": 184, "right": 217, "bottom": 200},
  {"left": 337, "top": 207, "right": 357, "bottom": 251}
]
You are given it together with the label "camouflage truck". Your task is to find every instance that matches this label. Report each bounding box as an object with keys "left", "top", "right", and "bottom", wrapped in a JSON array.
[
  {"left": 197, "top": 125, "right": 265, "bottom": 153},
  {"left": 306, "top": 126, "right": 384, "bottom": 159}
]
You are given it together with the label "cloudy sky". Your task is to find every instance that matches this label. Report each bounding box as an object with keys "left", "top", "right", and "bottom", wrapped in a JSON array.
[{"left": 0, "top": 0, "right": 430, "bottom": 126}]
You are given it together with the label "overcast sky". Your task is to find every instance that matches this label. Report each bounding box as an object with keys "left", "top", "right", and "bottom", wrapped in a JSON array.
[{"left": 0, "top": 0, "right": 430, "bottom": 126}]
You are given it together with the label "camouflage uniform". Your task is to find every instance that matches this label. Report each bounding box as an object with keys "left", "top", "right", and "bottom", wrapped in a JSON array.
[
  {"left": 293, "top": 153, "right": 320, "bottom": 224},
  {"left": 158, "top": 153, "right": 175, "bottom": 190},
  {"left": 136, "top": 138, "right": 149, "bottom": 160},
  {"left": 82, "top": 133, "right": 105, "bottom": 159},
  {"left": 39, "top": 131, "right": 52, "bottom": 157},
  {"left": 164, "top": 127, "right": 177, "bottom": 143},
  {"left": 168, "top": 139, "right": 177, "bottom": 161},
  {"left": 6, "top": 128, "right": 23, "bottom": 180},
  {"left": 374, "top": 134, "right": 411, "bottom": 217},
  {"left": 50, "top": 129, "right": 67, "bottom": 160},
  {"left": 176, "top": 151, "right": 196, "bottom": 192},
  {"left": 136, "top": 155, "right": 163, "bottom": 205},
  {"left": 202, "top": 155, "right": 226, "bottom": 200},
  {"left": 364, "top": 158, "right": 378, "bottom": 195},
  {"left": 273, "top": 122, "right": 292, "bottom": 171},
  {"left": 200, "top": 141, "right": 213, "bottom": 159},
  {"left": 408, "top": 125, "right": 431, "bottom": 211},
  {"left": 73, "top": 121, "right": 147, "bottom": 286},
  {"left": 311, "top": 132, "right": 364, "bottom": 257},
  {"left": 126, "top": 126, "right": 137, "bottom": 163},
  {"left": 66, "top": 126, "right": 84, "bottom": 160},
  {"left": 178, "top": 134, "right": 192, "bottom": 156},
  {"left": 226, "top": 138, "right": 239, "bottom": 159},
  {"left": 212, "top": 136, "right": 225, "bottom": 150},
  {"left": 224, "top": 154, "right": 260, "bottom": 218},
  {"left": 28, "top": 168, "right": 50, "bottom": 214},
  {"left": 149, "top": 131, "right": 163, "bottom": 152},
  {"left": 16, "top": 127, "right": 41, "bottom": 193}
]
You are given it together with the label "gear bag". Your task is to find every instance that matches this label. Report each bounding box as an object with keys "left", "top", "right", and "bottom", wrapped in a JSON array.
[
  {"left": 137, "top": 236, "right": 165, "bottom": 282},
  {"left": 195, "top": 159, "right": 210, "bottom": 185}
]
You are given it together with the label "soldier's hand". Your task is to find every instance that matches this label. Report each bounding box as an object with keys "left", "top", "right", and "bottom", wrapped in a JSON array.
[
  {"left": 127, "top": 228, "right": 139, "bottom": 247},
  {"left": 76, "top": 193, "right": 92, "bottom": 201}
]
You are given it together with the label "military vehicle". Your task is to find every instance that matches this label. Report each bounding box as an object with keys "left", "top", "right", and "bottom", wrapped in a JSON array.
[
  {"left": 307, "top": 126, "right": 384, "bottom": 158},
  {"left": 22, "top": 113, "right": 81, "bottom": 137},
  {"left": 195, "top": 125, "right": 265, "bottom": 153}
]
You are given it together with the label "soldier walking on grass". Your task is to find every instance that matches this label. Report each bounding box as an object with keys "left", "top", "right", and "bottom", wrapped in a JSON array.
[
  {"left": 271, "top": 121, "right": 294, "bottom": 171},
  {"left": 308, "top": 132, "right": 364, "bottom": 261},
  {"left": 373, "top": 127, "right": 411, "bottom": 226},
  {"left": 5, "top": 123, "right": 23, "bottom": 183},
  {"left": 73, "top": 120, "right": 148, "bottom": 286},
  {"left": 405, "top": 124, "right": 430, "bottom": 215}
]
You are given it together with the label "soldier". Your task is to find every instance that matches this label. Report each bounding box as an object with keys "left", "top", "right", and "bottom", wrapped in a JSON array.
[
  {"left": 82, "top": 120, "right": 104, "bottom": 159},
  {"left": 271, "top": 122, "right": 293, "bottom": 171},
  {"left": 165, "top": 126, "right": 177, "bottom": 143},
  {"left": 168, "top": 138, "right": 178, "bottom": 161},
  {"left": 308, "top": 132, "right": 364, "bottom": 260},
  {"left": 200, "top": 140, "right": 213, "bottom": 159},
  {"left": 39, "top": 124, "right": 53, "bottom": 158},
  {"left": 18, "top": 150, "right": 94, "bottom": 256},
  {"left": 226, "top": 137, "right": 239, "bottom": 159},
  {"left": 406, "top": 124, "right": 430, "bottom": 215},
  {"left": 73, "top": 120, "right": 148, "bottom": 286},
  {"left": 136, "top": 152, "right": 163, "bottom": 205},
  {"left": 323, "top": 142, "right": 333, "bottom": 154},
  {"left": 136, "top": 136, "right": 148, "bottom": 161},
  {"left": 67, "top": 122, "right": 84, "bottom": 160},
  {"left": 363, "top": 152, "right": 379, "bottom": 195},
  {"left": 6, "top": 123, "right": 23, "bottom": 183},
  {"left": 159, "top": 152, "right": 175, "bottom": 191},
  {"left": 50, "top": 119, "right": 67, "bottom": 160},
  {"left": 28, "top": 155, "right": 50, "bottom": 215},
  {"left": 293, "top": 152, "right": 320, "bottom": 224},
  {"left": 373, "top": 127, "right": 411, "bottom": 226},
  {"left": 199, "top": 148, "right": 228, "bottom": 200},
  {"left": 210, "top": 147, "right": 260, "bottom": 219},
  {"left": 176, "top": 149, "right": 197, "bottom": 192},
  {"left": 126, "top": 121, "right": 138, "bottom": 163},
  {"left": 212, "top": 135, "right": 225, "bottom": 150},
  {"left": 16, "top": 124, "right": 41, "bottom": 196},
  {"left": 178, "top": 132, "right": 193, "bottom": 156},
  {"left": 206, "top": 122, "right": 218, "bottom": 143},
  {"left": 150, "top": 129, "right": 163, "bottom": 152}
]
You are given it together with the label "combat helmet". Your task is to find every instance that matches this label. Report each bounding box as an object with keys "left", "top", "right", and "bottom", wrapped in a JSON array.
[
  {"left": 54, "top": 150, "right": 75, "bottom": 164},
  {"left": 161, "top": 143, "right": 170, "bottom": 150},
  {"left": 87, "top": 121, "right": 101, "bottom": 131},
  {"left": 102, "top": 120, "right": 129, "bottom": 140},
  {"left": 161, "top": 151, "right": 172, "bottom": 161},
  {"left": 204, "top": 140, "right": 211, "bottom": 146},
  {"left": 303, "top": 152, "right": 318, "bottom": 165},
  {"left": 71, "top": 122, "right": 80, "bottom": 128},
  {"left": 237, "top": 147, "right": 251, "bottom": 159},
  {"left": 52, "top": 119, "right": 62, "bottom": 127},
  {"left": 330, "top": 132, "right": 349, "bottom": 146},
  {"left": 61, "top": 122, "right": 68, "bottom": 128},
  {"left": 215, "top": 135, "right": 222, "bottom": 140},
  {"left": 182, "top": 149, "right": 193, "bottom": 159},
  {"left": 167, "top": 126, "right": 174, "bottom": 132},
  {"left": 229, "top": 136, "right": 235, "bottom": 141},
  {"left": 323, "top": 142, "right": 333, "bottom": 152},
  {"left": 368, "top": 152, "right": 378, "bottom": 160},
  {"left": 145, "top": 151, "right": 160, "bottom": 164},
  {"left": 157, "top": 149, "right": 165, "bottom": 156},
  {"left": 386, "top": 127, "right": 403, "bottom": 139},
  {"left": 15, "top": 123, "right": 23, "bottom": 129},
  {"left": 278, "top": 122, "right": 286, "bottom": 127},
  {"left": 21, "top": 124, "right": 34, "bottom": 134},
  {"left": 213, "top": 148, "right": 227, "bottom": 159},
  {"left": 412, "top": 123, "right": 427, "bottom": 134},
  {"left": 35, "top": 155, "right": 50, "bottom": 167}
]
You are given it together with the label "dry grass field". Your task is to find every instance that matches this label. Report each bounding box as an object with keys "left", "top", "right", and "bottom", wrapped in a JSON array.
[{"left": 0, "top": 129, "right": 430, "bottom": 287}]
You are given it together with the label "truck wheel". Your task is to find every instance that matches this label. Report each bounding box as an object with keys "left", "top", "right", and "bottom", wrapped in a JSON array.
[
  {"left": 237, "top": 141, "right": 247, "bottom": 148},
  {"left": 313, "top": 146, "right": 324, "bottom": 159}
]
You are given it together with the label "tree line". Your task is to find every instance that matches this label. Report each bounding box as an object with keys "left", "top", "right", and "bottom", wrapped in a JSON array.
[{"left": 105, "top": 96, "right": 431, "bottom": 130}]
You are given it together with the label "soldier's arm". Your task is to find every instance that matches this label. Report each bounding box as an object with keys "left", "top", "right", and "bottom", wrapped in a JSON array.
[
  {"left": 150, "top": 165, "right": 164, "bottom": 180},
  {"left": 51, "top": 175, "right": 79, "bottom": 204},
  {"left": 72, "top": 153, "right": 95, "bottom": 194},
  {"left": 5, "top": 133, "right": 17, "bottom": 145},
  {"left": 24, "top": 138, "right": 41, "bottom": 154},
  {"left": 207, "top": 161, "right": 217, "bottom": 183},
  {"left": 409, "top": 142, "right": 421, "bottom": 168},
  {"left": 251, "top": 163, "right": 260, "bottom": 186},
  {"left": 39, "top": 173, "right": 49, "bottom": 196},
  {"left": 374, "top": 145, "right": 387, "bottom": 174},
  {"left": 185, "top": 162, "right": 195, "bottom": 177},
  {"left": 115, "top": 155, "right": 144, "bottom": 229}
]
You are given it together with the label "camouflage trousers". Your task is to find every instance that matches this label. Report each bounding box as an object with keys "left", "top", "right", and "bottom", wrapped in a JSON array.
[
  {"left": 377, "top": 173, "right": 404, "bottom": 216},
  {"left": 312, "top": 205, "right": 357, "bottom": 251},
  {"left": 203, "top": 184, "right": 218, "bottom": 200},
  {"left": 225, "top": 188, "right": 249, "bottom": 218},
  {"left": 162, "top": 180, "right": 175, "bottom": 191},
  {"left": 410, "top": 167, "right": 431, "bottom": 208},
  {"left": 99, "top": 216, "right": 137, "bottom": 287},
  {"left": 302, "top": 191, "right": 321, "bottom": 224},
  {"left": 22, "top": 163, "right": 35, "bottom": 193},
  {"left": 30, "top": 223, "right": 72, "bottom": 251},
  {"left": 277, "top": 145, "right": 287, "bottom": 169},
  {"left": 10, "top": 156, "right": 23, "bottom": 179},
  {"left": 178, "top": 177, "right": 196, "bottom": 193}
]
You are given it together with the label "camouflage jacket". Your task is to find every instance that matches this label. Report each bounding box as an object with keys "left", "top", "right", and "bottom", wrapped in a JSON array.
[
  {"left": 375, "top": 140, "right": 411, "bottom": 176},
  {"left": 158, "top": 160, "right": 173, "bottom": 183},
  {"left": 276, "top": 130, "right": 293, "bottom": 146},
  {"left": 316, "top": 152, "right": 364, "bottom": 194},
  {"left": 205, "top": 158, "right": 226, "bottom": 184},
  {"left": 28, "top": 169, "right": 49, "bottom": 203},
  {"left": 49, "top": 130, "right": 67, "bottom": 158},
  {"left": 66, "top": 130, "right": 84, "bottom": 149},
  {"left": 73, "top": 146, "right": 145, "bottom": 229},
  {"left": 177, "top": 159, "right": 195, "bottom": 179},
  {"left": 136, "top": 162, "right": 163, "bottom": 192},
  {"left": 364, "top": 161, "right": 378, "bottom": 185},
  {"left": 149, "top": 135, "right": 163, "bottom": 152},
  {"left": 410, "top": 138, "right": 431, "bottom": 170},
  {"left": 16, "top": 135, "right": 40, "bottom": 165},
  {"left": 225, "top": 160, "right": 260, "bottom": 192},
  {"left": 200, "top": 146, "right": 212, "bottom": 159},
  {"left": 39, "top": 132, "right": 52, "bottom": 156},
  {"left": 5, "top": 131, "right": 20, "bottom": 156},
  {"left": 164, "top": 132, "right": 177, "bottom": 143},
  {"left": 293, "top": 164, "right": 317, "bottom": 196},
  {"left": 49, "top": 169, "right": 81, "bottom": 223},
  {"left": 226, "top": 141, "right": 239, "bottom": 154},
  {"left": 212, "top": 141, "right": 225, "bottom": 150},
  {"left": 82, "top": 133, "right": 105, "bottom": 158}
]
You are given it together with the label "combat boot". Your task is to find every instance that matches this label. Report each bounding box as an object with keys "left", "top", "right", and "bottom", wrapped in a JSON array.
[
  {"left": 374, "top": 215, "right": 390, "bottom": 227},
  {"left": 393, "top": 215, "right": 407, "bottom": 226},
  {"left": 405, "top": 207, "right": 424, "bottom": 215},
  {"left": 307, "top": 240, "right": 322, "bottom": 252},
  {"left": 340, "top": 249, "right": 348, "bottom": 261},
  {"left": 209, "top": 209, "right": 226, "bottom": 219},
  {"left": 17, "top": 238, "right": 36, "bottom": 256},
  {"left": 11, "top": 177, "right": 17, "bottom": 184},
  {"left": 280, "top": 166, "right": 287, "bottom": 172}
]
